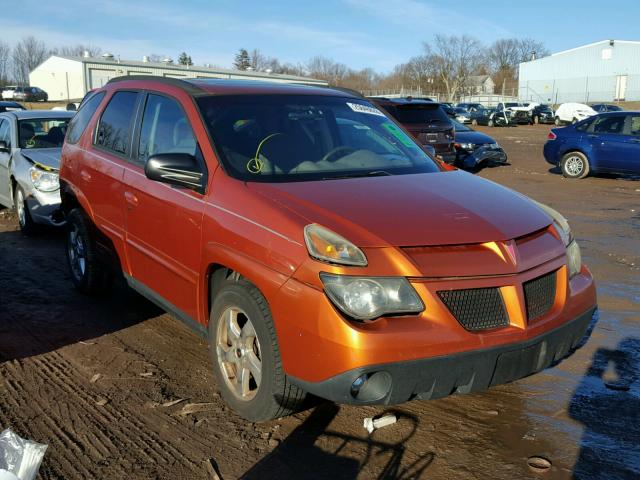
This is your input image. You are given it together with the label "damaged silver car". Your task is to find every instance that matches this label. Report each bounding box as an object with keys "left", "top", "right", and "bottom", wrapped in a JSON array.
[{"left": 0, "top": 110, "right": 74, "bottom": 234}]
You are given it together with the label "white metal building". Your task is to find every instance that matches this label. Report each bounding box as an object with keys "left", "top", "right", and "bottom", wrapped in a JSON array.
[
  {"left": 518, "top": 40, "right": 640, "bottom": 103},
  {"left": 29, "top": 54, "right": 327, "bottom": 101}
]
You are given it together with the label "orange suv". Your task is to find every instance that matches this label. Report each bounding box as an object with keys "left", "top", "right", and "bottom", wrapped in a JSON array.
[{"left": 59, "top": 77, "right": 597, "bottom": 421}]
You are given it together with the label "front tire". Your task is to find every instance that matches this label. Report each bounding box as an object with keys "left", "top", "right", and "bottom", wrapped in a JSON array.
[
  {"left": 209, "top": 281, "right": 305, "bottom": 422},
  {"left": 14, "top": 185, "right": 36, "bottom": 235},
  {"left": 561, "top": 152, "right": 590, "bottom": 179},
  {"left": 471, "top": 119, "right": 478, "bottom": 126},
  {"left": 65, "top": 208, "right": 112, "bottom": 294},
  {"left": 555, "top": 117, "right": 561, "bottom": 126},
  {"left": 534, "top": 115, "right": 540, "bottom": 124},
  {"left": 488, "top": 119, "right": 495, "bottom": 127}
]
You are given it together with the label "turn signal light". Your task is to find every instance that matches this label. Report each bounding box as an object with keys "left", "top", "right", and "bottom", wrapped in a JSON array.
[{"left": 547, "top": 132, "right": 557, "bottom": 140}]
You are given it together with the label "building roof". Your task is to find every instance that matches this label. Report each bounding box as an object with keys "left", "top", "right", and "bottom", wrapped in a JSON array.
[
  {"left": 549, "top": 39, "right": 640, "bottom": 58},
  {"left": 467, "top": 75, "right": 493, "bottom": 86},
  {"left": 49, "top": 55, "right": 326, "bottom": 85}
]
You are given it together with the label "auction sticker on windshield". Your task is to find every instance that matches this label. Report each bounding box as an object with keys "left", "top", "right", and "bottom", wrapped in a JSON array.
[{"left": 347, "top": 102, "right": 386, "bottom": 117}]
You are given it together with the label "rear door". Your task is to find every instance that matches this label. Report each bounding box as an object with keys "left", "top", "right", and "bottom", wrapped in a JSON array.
[
  {"left": 85, "top": 90, "right": 141, "bottom": 258},
  {"left": 586, "top": 114, "right": 628, "bottom": 172},
  {"left": 122, "top": 92, "right": 206, "bottom": 322},
  {"left": 622, "top": 114, "right": 640, "bottom": 174}
]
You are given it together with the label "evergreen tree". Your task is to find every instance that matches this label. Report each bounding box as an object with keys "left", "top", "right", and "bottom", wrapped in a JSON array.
[
  {"left": 178, "top": 52, "right": 193, "bottom": 66},
  {"left": 234, "top": 48, "right": 251, "bottom": 70}
]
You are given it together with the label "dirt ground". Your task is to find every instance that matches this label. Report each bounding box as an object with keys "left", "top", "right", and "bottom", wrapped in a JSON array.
[{"left": 0, "top": 124, "right": 638, "bottom": 480}]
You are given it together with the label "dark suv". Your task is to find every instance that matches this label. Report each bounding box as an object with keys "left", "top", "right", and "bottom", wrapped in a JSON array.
[{"left": 369, "top": 98, "right": 455, "bottom": 162}]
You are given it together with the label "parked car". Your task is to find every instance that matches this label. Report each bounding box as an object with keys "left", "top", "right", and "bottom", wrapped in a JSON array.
[
  {"left": 0, "top": 101, "right": 26, "bottom": 113},
  {"left": 60, "top": 77, "right": 596, "bottom": 422},
  {"left": 453, "top": 120, "right": 507, "bottom": 169},
  {"left": 371, "top": 97, "right": 456, "bottom": 162},
  {"left": 531, "top": 104, "right": 555, "bottom": 125},
  {"left": 495, "top": 102, "right": 531, "bottom": 124},
  {"left": 440, "top": 103, "right": 456, "bottom": 118},
  {"left": 452, "top": 107, "right": 472, "bottom": 124},
  {"left": 483, "top": 108, "right": 511, "bottom": 127},
  {"left": 1, "top": 86, "right": 20, "bottom": 100},
  {"left": 544, "top": 111, "right": 640, "bottom": 178},
  {"left": 456, "top": 102, "right": 484, "bottom": 112},
  {"left": 0, "top": 110, "right": 74, "bottom": 233},
  {"left": 468, "top": 107, "right": 493, "bottom": 126},
  {"left": 554, "top": 103, "right": 597, "bottom": 125},
  {"left": 2, "top": 86, "right": 48, "bottom": 102},
  {"left": 590, "top": 104, "right": 623, "bottom": 113}
]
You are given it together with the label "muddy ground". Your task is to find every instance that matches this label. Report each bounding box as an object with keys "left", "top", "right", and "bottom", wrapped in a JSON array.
[{"left": 0, "top": 124, "right": 638, "bottom": 480}]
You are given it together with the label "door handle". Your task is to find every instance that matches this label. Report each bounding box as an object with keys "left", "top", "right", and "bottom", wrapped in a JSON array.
[
  {"left": 80, "top": 170, "right": 91, "bottom": 182},
  {"left": 124, "top": 191, "right": 138, "bottom": 209}
]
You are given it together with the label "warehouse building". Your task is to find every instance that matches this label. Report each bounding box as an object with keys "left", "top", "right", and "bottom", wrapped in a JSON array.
[
  {"left": 29, "top": 53, "right": 327, "bottom": 101},
  {"left": 518, "top": 40, "right": 640, "bottom": 103}
]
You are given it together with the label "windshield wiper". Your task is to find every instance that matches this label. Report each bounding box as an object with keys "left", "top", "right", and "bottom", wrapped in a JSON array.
[{"left": 323, "top": 170, "right": 393, "bottom": 180}]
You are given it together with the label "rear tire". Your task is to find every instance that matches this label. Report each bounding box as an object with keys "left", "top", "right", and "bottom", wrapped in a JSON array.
[
  {"left": 14, "top": 185, "right": 37, "bottom": 235},
  {"left": 65, "top": 208, "right": 113, "bottom": 294},
  {"left": 488, "top": 119, "right": 494, "bottom": 127},
  {"left": 209, "top": 281, "right": 305, "bottom": 422},
  {"left": 471, "top": 119, "right": 478, "bottom": 126},
  {"left": 561, "top": 152, "right": 590, "bottom": 179}
]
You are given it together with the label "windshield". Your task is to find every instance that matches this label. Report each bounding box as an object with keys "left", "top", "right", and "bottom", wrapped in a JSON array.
[
  {"left": 197, "top": 95, "right": 441, "bottom": 182},
  {"left": 18, "top": 118, "right": 70, "bottom": 149}
]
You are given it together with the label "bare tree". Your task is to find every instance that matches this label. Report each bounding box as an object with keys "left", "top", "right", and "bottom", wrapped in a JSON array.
[
  {"left": 426, "top": 34, "right": 484, "bottom": 101},
  {"left": 12, "top": 36, "right": 48, "bottom": 85},
  {"left": 0, "top": 40, "right": 11, "bottom": 85},
  {"left": 51, "top": 44, "right": 102, "bottom": 57},
  {"left": 306, "top": 56, "right": 350, "bottom": 85}
]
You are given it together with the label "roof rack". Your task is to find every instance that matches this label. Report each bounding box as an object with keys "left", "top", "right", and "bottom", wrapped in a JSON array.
[{"left": 106, "top": 75, "right": 204, "bottom": 95}]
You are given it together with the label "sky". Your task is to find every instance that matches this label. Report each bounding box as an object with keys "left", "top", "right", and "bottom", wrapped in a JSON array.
[{"left": 2, "top": 0, "right": 640, "bottom": 72}]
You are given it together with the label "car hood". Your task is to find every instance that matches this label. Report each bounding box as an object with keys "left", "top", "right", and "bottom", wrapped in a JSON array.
[
  {"left": 455, "top": 130, "right": 496, "bottom": 145},
  {"left": 248, "top": 171, "right": 551, "bottom": 247},
  {"left": 20, "top": 148, "right": 62, "bottom": 171}
]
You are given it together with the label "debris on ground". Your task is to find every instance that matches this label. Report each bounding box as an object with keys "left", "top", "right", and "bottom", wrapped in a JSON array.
[
  {"left": 90, "top": 373, "right": 103, "bottom": 383},
  {"left": 161, "top": 398, "right": 188, "bottom": 408},
  {"left": 95, "top": 398, "right": 109, "bottom": 406},
  {"left": 0, "top": 429, "right": 48, "bottom": 480},
  {"left": 363, "top": 413, "right": 397, "bottom": 434},
  {"left": 527, "top": 456, "right": 552, "bottom": 473},
  {"left": 205, "top": 457, "right": 223, "bottom": 480},
  {"left": 174, "top": 403, "right": 216, "bottom": 416}
]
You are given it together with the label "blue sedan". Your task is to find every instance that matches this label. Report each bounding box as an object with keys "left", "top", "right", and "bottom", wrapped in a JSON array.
[{"left": 543, "top": 112, "right": 640, "bottom": 178}]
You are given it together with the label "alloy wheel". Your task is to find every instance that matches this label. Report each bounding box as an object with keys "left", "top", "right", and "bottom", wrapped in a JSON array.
[
  {"left": 68, "top": 224, "right": 86, "bottom": 281},
  {"left": 15, "top": 189, "right": 26, "bottom": 227},
  {"left": 565, "top": 155, "right": 585, "bottom": 177},
  {"left": 216, "top": 306, "right": 262, "bottom": 401}
]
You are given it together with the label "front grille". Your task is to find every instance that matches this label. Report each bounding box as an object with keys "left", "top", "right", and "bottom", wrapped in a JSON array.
[
  {"left": 438, "top": 287, "right": 509, "bottom": 331},
  {"left": 524, "top": 271, "right": 557, "bottom": 321}
]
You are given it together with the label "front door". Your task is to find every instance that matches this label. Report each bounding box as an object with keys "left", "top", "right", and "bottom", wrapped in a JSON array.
[
  {"left": 587, "top": 114, "right": 628, "bottom": 172},
  {"left": 122, "top": 92, "right": 205, "bottom": 321},
  {"left": 0, "top": 119, "right": 13, "bottom": 206}
]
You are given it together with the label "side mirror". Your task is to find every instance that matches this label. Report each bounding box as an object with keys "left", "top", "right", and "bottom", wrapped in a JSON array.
[
  {"left": 0, "top": 140, "right": 9, "bottom": 152},
  {"left": 145, "top": 153, "right": 205, "bottom": 193}
]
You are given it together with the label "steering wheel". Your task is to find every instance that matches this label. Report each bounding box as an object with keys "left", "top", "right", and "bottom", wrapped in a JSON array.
[{"left": 321, "top": 146, "right": 356, "bottom": 163}]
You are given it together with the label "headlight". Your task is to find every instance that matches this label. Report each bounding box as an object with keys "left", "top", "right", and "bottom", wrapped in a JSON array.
[
  {"left": 304, "top": 224, "right": 367, "bottom": 266},
  {"left": 533, "top": 201, "right": 582, "bottom": 277},
  {"left": 458, "top": 142, "right": 475, "bottom": 150},
  {"left": 29, "top": 167, "right": 59, "bottom": 192},
  {"left": 566, "top": 240, "right": 582, "bottom": 278},
  {"left": 320, "top": 273, "right": 424, "bottom": 321}
]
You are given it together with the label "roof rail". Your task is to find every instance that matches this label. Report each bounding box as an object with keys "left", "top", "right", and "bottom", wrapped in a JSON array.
[{"left": 106, "top": 75, "right": 204, "bottom": 95}]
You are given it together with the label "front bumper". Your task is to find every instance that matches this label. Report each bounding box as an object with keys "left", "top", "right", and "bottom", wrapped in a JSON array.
[
  {"left": 290, "top": 307, "right": 596, "bottom": 405},
  {"left": 24, "top": 187, "right": 64, "bottom": 226},
  {"left": 457, "top": 146, "right": 508, "bottom": 169}
]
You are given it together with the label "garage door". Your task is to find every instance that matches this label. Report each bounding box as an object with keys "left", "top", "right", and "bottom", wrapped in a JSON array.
[{"left": 89, "top": 69, "right": 116, "bottom": 88}]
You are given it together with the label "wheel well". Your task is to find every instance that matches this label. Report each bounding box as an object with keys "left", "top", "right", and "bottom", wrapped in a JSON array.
[
  {"left": 561, "top": 149, "right": 587, "bottom": 160},
  {"left": 60, "top": 184, "right": 81, "bottom": 215},
  {"left": 207, "top": 264, "right": 239, "bottom": 314}
]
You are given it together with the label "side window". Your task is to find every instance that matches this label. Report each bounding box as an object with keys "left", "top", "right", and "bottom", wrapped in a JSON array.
[
  {"left": 66, "top": 92, "right": 105, "bottom": 144},
  {"left": 137, "top": 94, "right": 197, "bottom": 164},
  {"left": 629, "top": 115, "right": 640, "bottom": 136},
  {"left": 576, "top": 117, "right": 595, "bottom": 132},
  {"left": 592, "top": 115, "right": 624, "bottom": 135},
  {"left": 95, "top": 91, "right": 139, "bottom": 155},
  {"left": 0, "top": 120, "right": 10, "bottom": 147}
]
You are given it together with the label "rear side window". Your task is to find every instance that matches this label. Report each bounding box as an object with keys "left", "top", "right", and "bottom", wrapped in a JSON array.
[
  {"left": 630, "top": 115, "right": 640, "bottom": 136},
  {"left": 137, "top": 94, "right": 196, "bottom": 164},
  {"left": 66, "top": 92, "right": 105, "bottom": 144},
  {"left": 592, "top": 115, "right": 625, "bottom": 135},
  {"left": 96, "top": 91, "right": 138, "bottom": 155}
]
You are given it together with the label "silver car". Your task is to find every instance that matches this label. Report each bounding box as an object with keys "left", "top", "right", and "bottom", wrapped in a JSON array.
[{"left": 0, "top": 110, "right": 75, "bottom": 233}]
